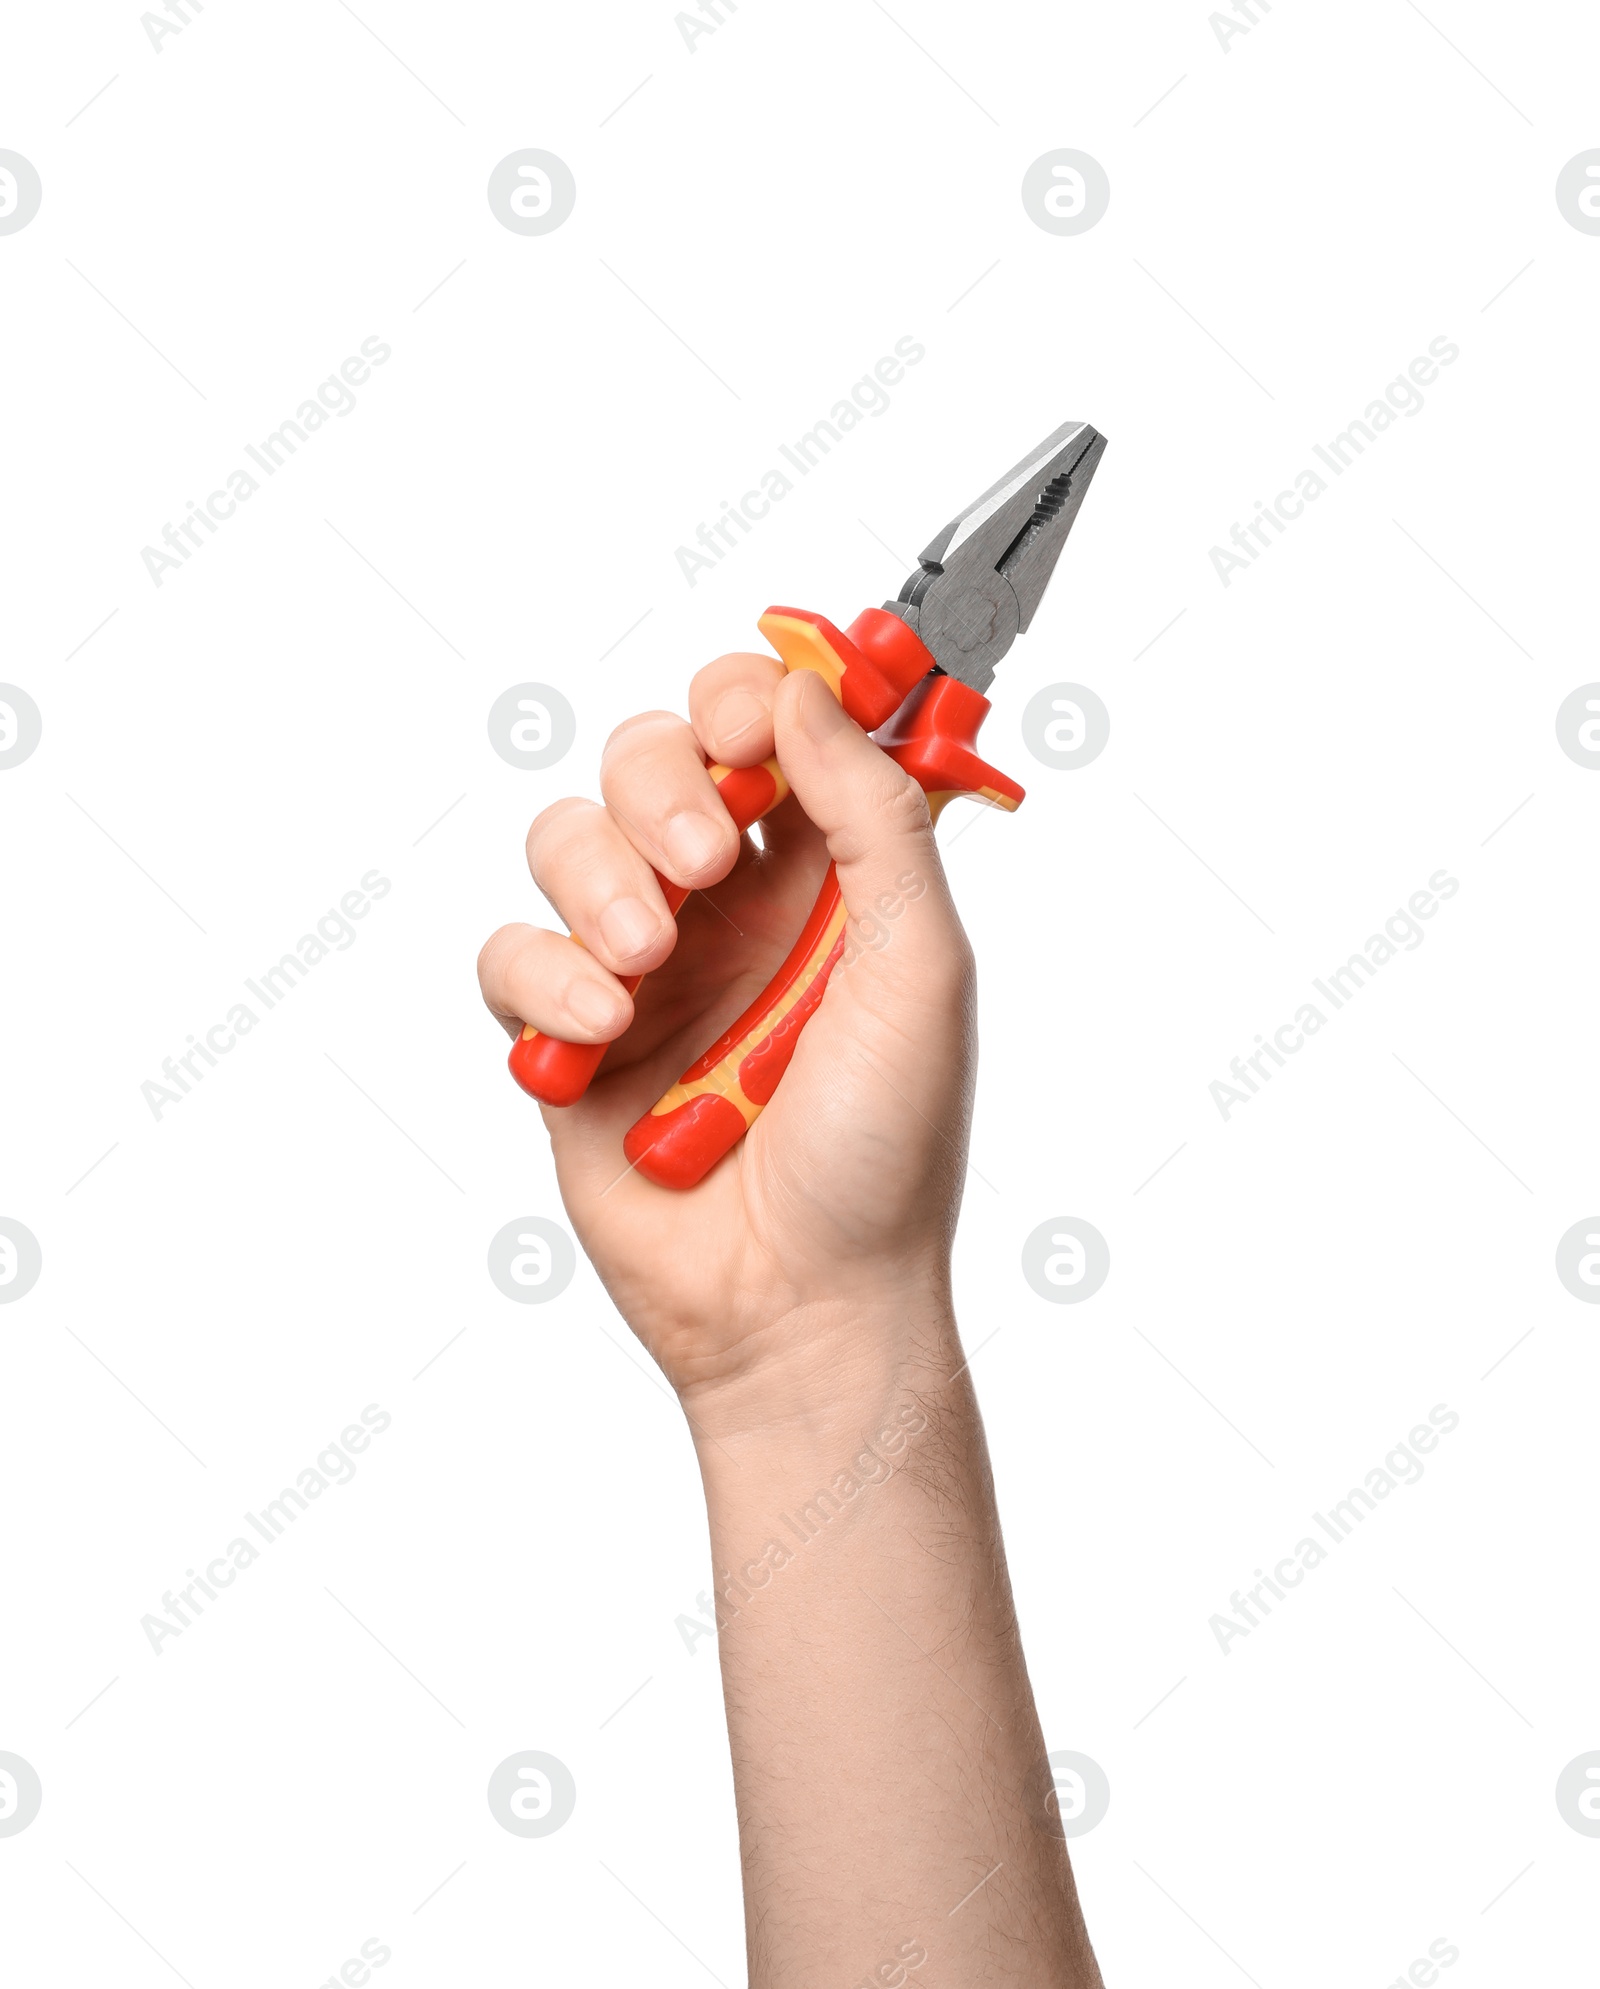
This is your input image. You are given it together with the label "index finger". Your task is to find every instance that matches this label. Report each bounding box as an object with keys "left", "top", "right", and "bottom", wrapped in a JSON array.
[{"left": 688, "top": 650, "right": 787, "bottom": 769}]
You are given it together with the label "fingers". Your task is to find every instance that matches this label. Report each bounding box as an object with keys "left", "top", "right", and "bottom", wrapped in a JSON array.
[
  {"left": 688, "top": 651, "right": 786, "bottom": 768},
  {"left": 770, "top": 670, "right": 963, "bottom": 972},
  {"left": 525, "top": 797, "right": 677, "bottom": 975},
  {"left": 500, "top": 656, "right": 901, "bottom": 1062},
  {"left": 513, "top": 672, "right": 787, "bottom": 1027},
  {"left": 477, "top": 922, "right": 633, "bottom": 1043},
  {"left": 600, "top": 711, "right": 741, "bottom": 887}
]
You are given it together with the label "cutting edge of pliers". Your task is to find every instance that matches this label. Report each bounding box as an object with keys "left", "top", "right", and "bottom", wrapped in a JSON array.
[{"left": 885, "top": 419, "right": 1108, "bottom": 695}]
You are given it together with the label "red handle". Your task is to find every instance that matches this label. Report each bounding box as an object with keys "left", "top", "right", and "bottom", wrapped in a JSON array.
[
  {"left": 622, "top": 669, "right": 1024, "bottom": 1190},
  {"left": 621, "top": 865, "right": 850, "bottom": 1189},
  {"left": 506, "top": 608, "right": 931, "bottom": 1108}
]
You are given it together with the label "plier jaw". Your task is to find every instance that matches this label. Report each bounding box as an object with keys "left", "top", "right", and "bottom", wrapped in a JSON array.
[{"left": 884, "top": 420, "right": 1107, "bottom": 694}]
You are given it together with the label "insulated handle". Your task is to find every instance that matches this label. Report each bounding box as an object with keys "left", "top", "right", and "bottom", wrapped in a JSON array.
[
  {"left": 622, "top": 669, "right": 1024, "bottom": 1190},
  {"left": 506, "top": 607, "right": 932, "bottom": 1108},
  {"left": 621, "top": 865, "right": 850, "bottom": 1189}
]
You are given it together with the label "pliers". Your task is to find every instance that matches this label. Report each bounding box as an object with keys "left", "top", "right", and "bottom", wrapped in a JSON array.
[{"left": 508, "top": 418, "right": 1107, "bottom": 1188}]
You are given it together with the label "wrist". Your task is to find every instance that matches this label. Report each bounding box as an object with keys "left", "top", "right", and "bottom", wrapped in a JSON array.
[{"left": 678, "top": 1287, "right": 965, "bottom": 1476}]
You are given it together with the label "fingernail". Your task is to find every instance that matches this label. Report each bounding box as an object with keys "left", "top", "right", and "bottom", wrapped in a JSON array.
[
  {"left": 568, "top": 978, "right": 627, "bottom": 1035},
  {"left": 712, "top": 687, "right": 767, "bottom": 747},
  {"left": 599, "top": 895, "right": 662, "bottom": 961},
  {"left": 664, "top": 810, "right": 726, "bottom": 877},
  {"left": 798, "top": 669, "right": 850, "bottom": 741}
]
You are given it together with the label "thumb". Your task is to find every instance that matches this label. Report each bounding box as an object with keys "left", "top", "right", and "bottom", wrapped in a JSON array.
[{"left": 771, "top": 668, "right": 964, "bottom": 981}]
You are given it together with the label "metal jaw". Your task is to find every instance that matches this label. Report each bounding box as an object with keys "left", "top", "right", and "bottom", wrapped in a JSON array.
[{"left": 883, "top": 419, "right": 1107, "bottom": 693}]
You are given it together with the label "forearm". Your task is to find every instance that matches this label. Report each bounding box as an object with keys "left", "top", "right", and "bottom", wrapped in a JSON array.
[{"left": 687, "top": 1302, "right": 1103, "bottom": 1989}]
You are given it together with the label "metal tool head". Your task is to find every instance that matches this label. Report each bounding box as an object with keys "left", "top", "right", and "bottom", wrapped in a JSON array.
[{"left": 884, "top": 419, "right": 1107, "bottom": 693}]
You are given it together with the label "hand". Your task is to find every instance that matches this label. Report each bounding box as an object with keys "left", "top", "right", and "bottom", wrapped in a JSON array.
[
  {"left": 477, "top": 650, "right": 977, "bottom": 1424},
  {"left": 481, "top": 652, "right": 1104, "bottom": 1989}
]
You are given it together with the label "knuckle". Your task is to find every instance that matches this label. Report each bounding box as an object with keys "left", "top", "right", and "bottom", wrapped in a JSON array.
[
  {"left": 695, "top": 650, "right": 780, "bottom": 693},
  {"left": 878, "top": 769, "right": 933, "bottom": 838},
  {"left": 525, "top": 794, "right": 592, "bottom": 851},
  {"left": 525, "top": 797, "right": 601, "bottom": 876},
  {"left": 477, "top": 922, "right": 530, "bottom": 991},
  {"left": 824, "top": 768, "right": 931, "bottom": 869},
  {"left": 688, "top": 657, "right": 736, "bottom": 705},
  {"left": 601, "top": 708, "right": 681, "bottom": 764}
]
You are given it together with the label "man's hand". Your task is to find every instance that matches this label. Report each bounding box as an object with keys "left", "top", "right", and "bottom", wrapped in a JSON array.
[
  {"left": 477, "top": 650, "right": 976, "bottom": 1427},
  {"left": 478, "top": 649, "right": 1102, "bottom": 1987}
]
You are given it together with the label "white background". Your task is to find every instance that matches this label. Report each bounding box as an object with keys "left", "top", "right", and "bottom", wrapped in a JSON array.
[{"left": 2, "top": 1, "right": 1597, "bottom": 1983}]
